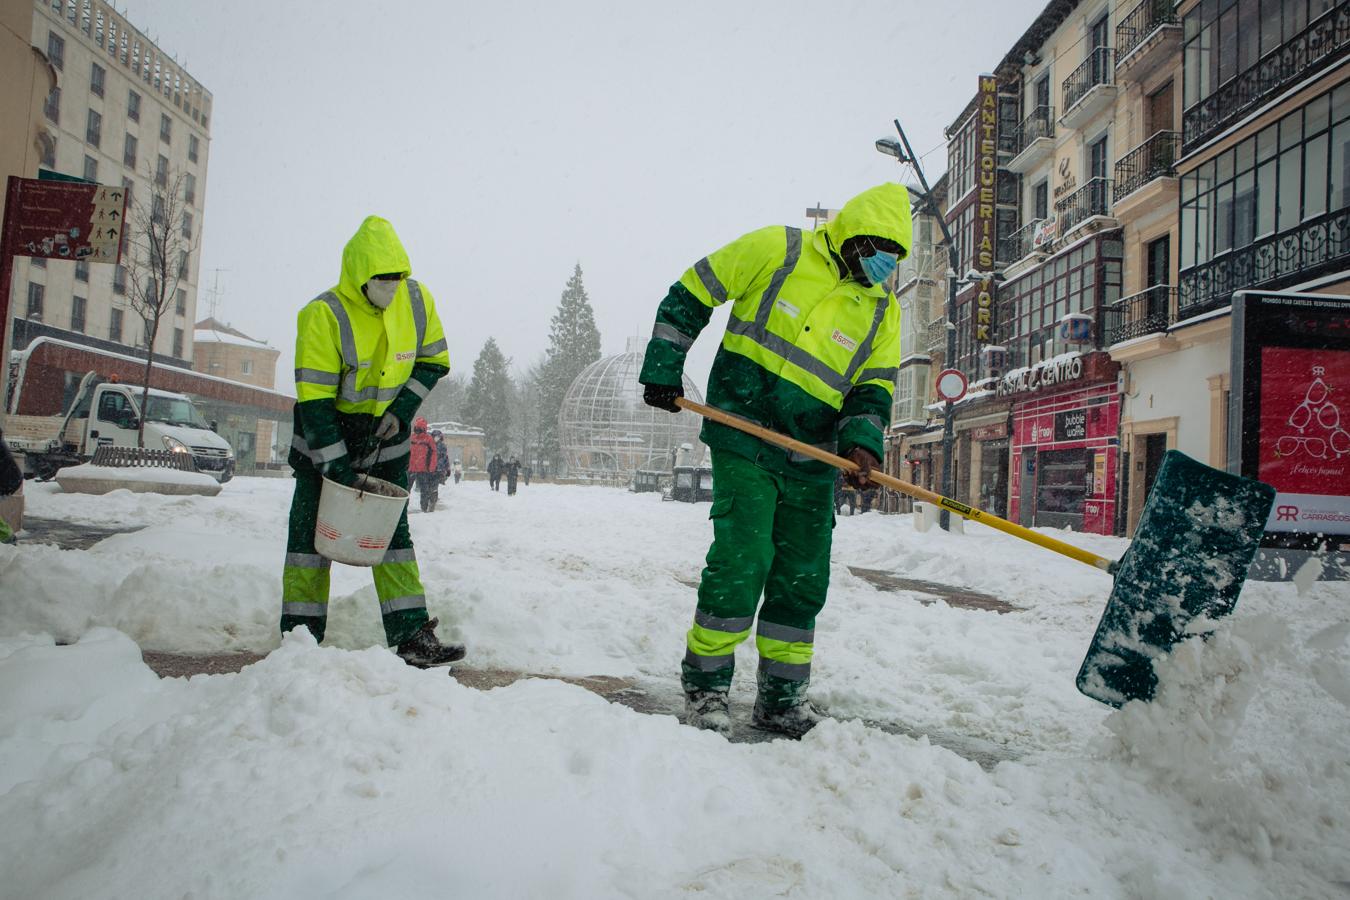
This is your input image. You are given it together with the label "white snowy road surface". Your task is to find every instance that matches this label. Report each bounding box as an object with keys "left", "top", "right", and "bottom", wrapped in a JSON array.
[{"left": 1, "top": 477, "right": 1348, "bottom": 898}]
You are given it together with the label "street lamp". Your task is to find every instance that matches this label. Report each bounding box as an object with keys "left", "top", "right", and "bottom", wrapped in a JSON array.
[{"left": 876, "top": 119, "right": 961, "bottom": 530}]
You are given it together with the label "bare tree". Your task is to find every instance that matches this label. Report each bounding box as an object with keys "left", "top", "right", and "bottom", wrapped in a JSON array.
[{"left": 124, "top": 167, "right": 198, "bottom": 447}]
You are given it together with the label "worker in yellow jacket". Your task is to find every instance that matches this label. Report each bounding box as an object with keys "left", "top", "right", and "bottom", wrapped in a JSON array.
[
  {"left": 640, "top": 184, "right": 911, "bottom": 736},
  {"left": 282, "top": 215, "right": 463, "bottom": 667}
]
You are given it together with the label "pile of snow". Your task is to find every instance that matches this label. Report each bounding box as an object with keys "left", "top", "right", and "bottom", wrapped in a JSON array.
[{"left": 1, "top": 478, "right": 1348, "bottom": 896}]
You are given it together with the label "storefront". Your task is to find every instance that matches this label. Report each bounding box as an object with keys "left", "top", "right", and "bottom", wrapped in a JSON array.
[
  {"left": 970, "top": 421, "right": 1011, "bottom": 516},
  {"left": 1003, "top": 351, "right": 1121, "bottom": 535}
]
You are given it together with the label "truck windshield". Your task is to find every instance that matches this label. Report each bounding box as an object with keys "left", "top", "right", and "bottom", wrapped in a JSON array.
[{"left": 143, "top": 396, "right": 209, "bottom": 429}]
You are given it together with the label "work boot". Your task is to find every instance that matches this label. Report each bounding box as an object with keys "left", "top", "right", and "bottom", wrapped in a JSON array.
[
  {"left": 395, "top": 618, "right": 466, "bottom": 668},
  {"left": 751, "top": 698, "right": 824, "bottom": 739},
  {"left": 684, "top": 689, "right": 732, "bottom": 735}
]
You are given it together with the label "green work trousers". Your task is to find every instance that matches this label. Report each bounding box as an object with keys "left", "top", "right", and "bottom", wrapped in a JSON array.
[
  {"left": 280, "top": 456, "right": 428, "bottom": 646},
  {"left": 682, "top": 448, "right": 834, "bottom": 711}
]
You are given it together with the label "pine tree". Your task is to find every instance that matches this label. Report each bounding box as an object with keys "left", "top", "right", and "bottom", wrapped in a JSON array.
[
  {"left": 420, "top": 371, "right": 468, "bottom": 424},
  {"left": 538, "top": 264, "right": 602, "bottom": 472},
  {"left": 462, "top": 338, "right": 513, "bottom": 455}
]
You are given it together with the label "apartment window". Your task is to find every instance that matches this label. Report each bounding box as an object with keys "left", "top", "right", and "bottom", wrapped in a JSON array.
[
  {"left": 43, "top": 86, "right": 60, "bottom": 125},
  {"left": 181, "top": 210, "right": 193, "bottom": 240},
  {"left": 128, "top": 89, "right": 140, "bottom": 122},
  {"left": 121, "top": 176, "right": 135, "bottom": 210},
  {"left": 188, "top": 134, "right": 199, "bottom": 163},
  {"left": 152, "top": 194, "right": 165, "bottom": 224},
  {"left": 1179, "top": 82, "right": 1350, "bottom": 272},
  {"left": 39, "top": 135, "right": 56, "bottom": 168},
  {"left": 90, "top": 62, "right": 105, "bottom": 98},
  {"left": 123, "top": 133, "right": 138, "bottom": 169},
  {"left": 184, "top": 172, "right": 197, "bottom": 206},
  {"left": 83, "top": 155, "right": 98, "bottom": 183},
  {"left": 109, "top": 307, "right": 123, "bottom": 342},
  {"left": 155, "top": 153, "right": 168, "bottom": 187},
  {"left": 86, "top": 109, "right": 102, "bottom": 148},
  {"left": 177, "top": 251, "right": 189, "bottom": 281},
  {"left": 172, "top": 328, "right": 184, "bottom": 359},
  {"left": 47, "top": 32, "right": 64, "bottom": 70},
  {"left": 1090, "top": 135, "right": 1110, "bottom": 180},
  {"left": 1183, "top": 0, "right": 1337, "bottom": 111},
  {"left": 1034, "top": 180, "right": 1049, "bottom": 220},
  {"left": 998, "top": 236, "right": 1123, "bottom": 369},
  {"left": 175, "top": 287, "right": 186, "bottom": 314},
  {"left": 71, "top": 296, "right": 87, "bottom": 333},
  {"left": 32, "top": 256, "right": 46, "bottom": 269},
  {"left": 241, "top": 358, "right": 254, "bottom": 376},
  {"left": 160, "top": 113, "right": 172, "bottom": 143},
  {"left": 75, "top": 259, "right": 89, "bottom": 283},
  {"left": 26, "top": 283, "right": 44, "bottom": 320},
  {"left": 113, "top": 264, "right": 127, "bottom": 294}
]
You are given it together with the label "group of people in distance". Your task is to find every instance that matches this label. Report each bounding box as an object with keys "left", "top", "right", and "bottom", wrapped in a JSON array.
[{"left": 486, "top": 453, "right": 527, "bottom": 495}]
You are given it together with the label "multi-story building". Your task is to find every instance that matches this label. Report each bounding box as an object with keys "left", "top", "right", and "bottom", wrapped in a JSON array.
[
  {"left": 1109, "top": 0, "right": 1349, "bottom": 536},
  {"left": 13, "top": 0, "right": 212, "bottom": 366},
  {"left": 920, "top": 0, "right": 1347, "bottom": 540},
  {"left": 1, "top": 0, "right": 53, "bottom": 220},
  {"left": 883, "top": 176, "right": 948, "bottom": 503},
  {"left": 192, "top": 317, "right": 281, "bottom": 468}
]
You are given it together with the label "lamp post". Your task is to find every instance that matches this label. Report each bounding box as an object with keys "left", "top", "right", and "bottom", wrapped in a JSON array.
[{"left": 876, "top": 121, "right": 960, "bottom": 530}]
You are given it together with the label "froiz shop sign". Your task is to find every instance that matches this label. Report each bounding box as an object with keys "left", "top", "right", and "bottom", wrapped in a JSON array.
[{"left": 996, "top": 353, "right": 1085, "bottom": 397}]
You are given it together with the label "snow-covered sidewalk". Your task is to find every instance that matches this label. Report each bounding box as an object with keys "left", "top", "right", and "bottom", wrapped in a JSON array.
[{"left": 1, "top": 477, "right": 1347, "bottom": 898}]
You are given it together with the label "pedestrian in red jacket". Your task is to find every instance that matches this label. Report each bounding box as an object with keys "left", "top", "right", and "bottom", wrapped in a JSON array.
[{"left": 409, "top": 417, "right": 440, "bottom": 512}]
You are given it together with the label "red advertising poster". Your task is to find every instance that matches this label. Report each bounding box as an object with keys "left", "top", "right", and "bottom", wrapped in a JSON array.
[{"left": 1258, "top": 346, "right": 1350, "bottom": 533}]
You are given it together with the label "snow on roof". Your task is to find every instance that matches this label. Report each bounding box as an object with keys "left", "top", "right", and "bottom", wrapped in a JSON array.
[
  {"left": 193, "top": 317, "right": 276, "bottom": 352},
  {"left": 193, "top": 329, "right": 275, "bottom": 352}
]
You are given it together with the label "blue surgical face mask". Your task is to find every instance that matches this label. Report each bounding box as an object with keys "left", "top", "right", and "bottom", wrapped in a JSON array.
[{"left": 859, "top": 250, "right": 899, "bottom": 287}]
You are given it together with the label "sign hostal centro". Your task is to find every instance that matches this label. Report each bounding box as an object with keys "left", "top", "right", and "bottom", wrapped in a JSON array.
[{"left": 974, "top": 75, "right": 998, "bottom": 345}]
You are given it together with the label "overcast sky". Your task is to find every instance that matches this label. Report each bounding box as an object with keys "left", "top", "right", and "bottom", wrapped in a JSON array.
[{"left": 123, "top": 0, "right": 1045, "bottom": 392}]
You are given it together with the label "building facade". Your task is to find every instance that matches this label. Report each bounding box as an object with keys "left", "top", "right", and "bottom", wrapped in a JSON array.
[
  {"left": 898, "top": 0, "right": 1349, "bottom": 540},
  {"left": 192, "top": 318, "right": 280, "bottom": 468},
  {"left": 14, "top": 0, "right": 212, "bottom": 365}
]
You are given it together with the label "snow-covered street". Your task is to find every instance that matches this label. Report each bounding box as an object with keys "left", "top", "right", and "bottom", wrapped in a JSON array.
[{"left": 2, "top": 476, "right": 1348, "bottom": 898}]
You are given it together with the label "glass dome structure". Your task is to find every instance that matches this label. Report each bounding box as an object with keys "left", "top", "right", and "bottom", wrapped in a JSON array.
[{"left": 559, "top": 337, "right": 706, "bottom": 482}]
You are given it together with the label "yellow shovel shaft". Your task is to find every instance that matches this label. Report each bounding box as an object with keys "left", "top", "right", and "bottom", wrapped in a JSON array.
[{"left": 678, "top": 398, "right": 1115, "bottom": 574}]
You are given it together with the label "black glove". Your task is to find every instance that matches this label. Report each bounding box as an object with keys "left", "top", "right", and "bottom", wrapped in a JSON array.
[
  {"left": 643, "top": 383, "right": 684, "bottom": 413},
  {"left": 844, "top": 448, "right": 879, "bottom": 490},
  {"left": 324, "top": 458, "right": 362, "bottom": 488}
]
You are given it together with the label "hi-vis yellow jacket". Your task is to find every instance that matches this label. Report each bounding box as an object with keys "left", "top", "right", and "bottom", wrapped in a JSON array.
[
  {"left": 639, "top": 184, "right": 911, "bottom": 481},
  {"left": 289, "top": 216, "right": 450, "bottom": 473}
]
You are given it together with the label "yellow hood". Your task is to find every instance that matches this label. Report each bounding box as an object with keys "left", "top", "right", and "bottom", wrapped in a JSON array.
[
  {"left": 822, "top": 183, "right": 913, "bottom": 260},
  {"left": 336, "top": 215, "right": 412, "bottom": 305}
]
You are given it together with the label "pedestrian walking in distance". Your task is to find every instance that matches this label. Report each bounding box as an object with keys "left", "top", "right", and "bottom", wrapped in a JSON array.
[
  {"left": 640, "top": 184, "right": 910, "bottom": 736},
  {"left": 409, "top": 417, "right": 440, "bottom": 513},
  {"left": 488, "top": 453, "right": 503, "bottom": 491},
  {"left": 452, "top": 460, "right": 463, "bottom": 484},
  {"left": 284, "top": 215, "right": 465, "bottom": 668},
  {"left": 506, "top": 457, "right": 520, "bottom": 495},
  {"left": 432, "top": 430, "right": 451, "bottom": 488}
]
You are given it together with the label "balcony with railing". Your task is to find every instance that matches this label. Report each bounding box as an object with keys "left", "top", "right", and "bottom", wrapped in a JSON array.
[
  {"left": 1112, "top": 131, "right": 1180, "bottom": 206},
  {"left": 1061, "top": 47, "right": 1117, "bottom": 128},
  {"left": 1055, "top": 177, "right": 1114, "bottom": 237},
  {"left": 1183, "top": 4, "right": 1350, "bottom": 152},
  {"left": 1103, "top": 285, "right": 1177, "bottom": 347},
  {"left": 1178, "top": 206, "right": 1350, "bottom": 320},
  {"left": 1115, "top": 0, "right": 1181, "bottom": 81},
  {"left": 1005, "top": 105, "right": 1056, "bottom": 174},
  {"left": 998, "top": 217, "right": 1047, "bottom": 265}
]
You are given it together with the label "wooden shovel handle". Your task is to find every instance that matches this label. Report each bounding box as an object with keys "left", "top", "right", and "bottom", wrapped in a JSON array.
[{"left": 677, "top": 397, "right": 1114, "bottom": 573}]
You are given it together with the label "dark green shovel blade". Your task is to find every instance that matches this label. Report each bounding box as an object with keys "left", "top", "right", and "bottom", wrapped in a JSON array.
[{"left": 1076, "top": 450, "right": 1276, "bottom": 707}]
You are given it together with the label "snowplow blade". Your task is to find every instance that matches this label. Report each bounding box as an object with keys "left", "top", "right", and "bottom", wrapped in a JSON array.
[{"left": 1075, "top": 450, "right": 1277, "bottom": 707}]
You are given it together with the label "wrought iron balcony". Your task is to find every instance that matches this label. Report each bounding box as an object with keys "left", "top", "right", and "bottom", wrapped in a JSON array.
[
  {"left": 1055, "top": 177, "right": 1112, "bottom": 236},
  {"left": 998, "top": 217, "right": 1046, "bottom": 264},
  {"left": 1103, "top": 285, "right": 1176, "bottom": 346},
  {"left": 1178, "top": 207, "right": 1350, "bottom": 319},
  {"left": 1006, "top": 106, "right": 1056, "bottom": 174},
  {"left": 1183, "top": 4, "right": 1350, "bottom": 151},
  {"left": 1113, "top": 131, "right": 1180, "bottom": 203},
  {"left": 1115, "top": 0, "right": 1178, "bottom": 66},
  {"left": 1062, "top": 48, "right": 1115, "bottom": 117}
]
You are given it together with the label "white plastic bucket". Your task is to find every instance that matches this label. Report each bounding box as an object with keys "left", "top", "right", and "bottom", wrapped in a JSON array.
[{"left": 314, "top": 474, "right": 409, "bottom": 566}]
